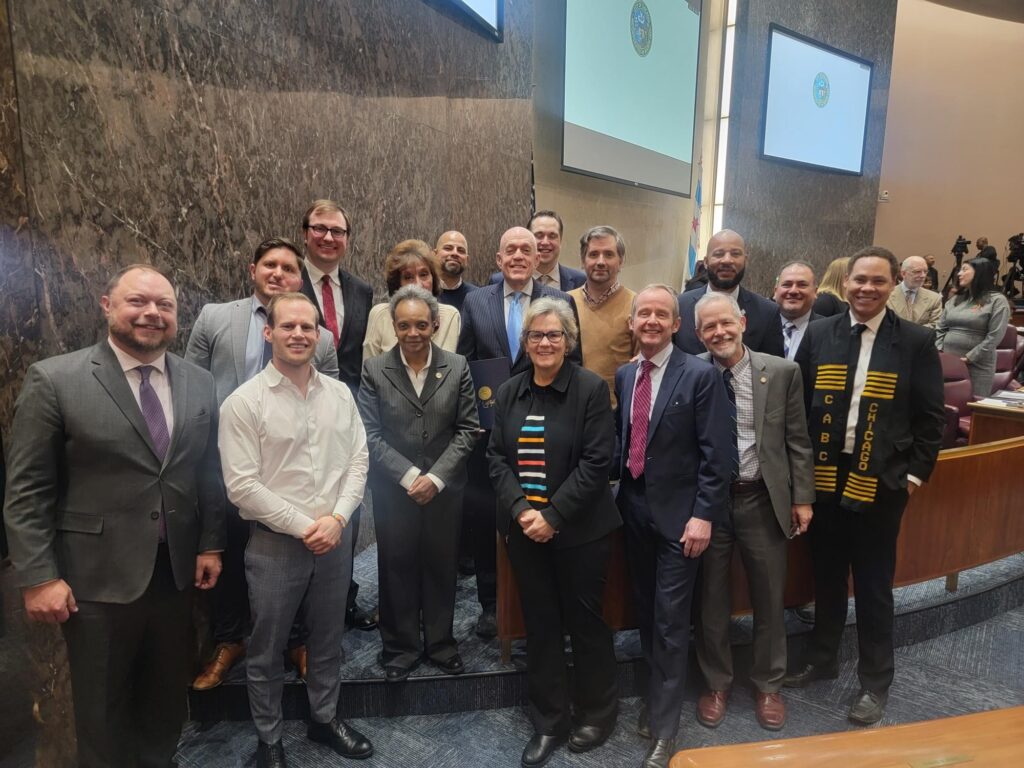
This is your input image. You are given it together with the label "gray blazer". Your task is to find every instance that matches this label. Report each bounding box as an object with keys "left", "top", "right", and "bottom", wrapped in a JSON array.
[
  {"left": 186, "top": 297, "right": 339, "bottom": 406},
  {"left": 3, "top": 342, "right": 226, "bottom": 603},
  {"left": 701, "top": 348, "right": 816, "bottom": 534},
  {"left": 357, "top": 345, "right": 479, "bottom": 494}
]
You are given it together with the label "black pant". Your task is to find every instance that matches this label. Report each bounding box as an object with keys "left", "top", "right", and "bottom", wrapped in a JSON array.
[
  {"left": 619, "top": 474, "right": 701, "bottom": 741},
  {"left": 807, "top": 456, "right": 908, "bottom": 693},
  {"left": 62, "top": 546, "right": 191, "bottom": 768},
  {"left": 210, "top": 504, "right": 250, "bottom": 644},
  {"left": 507, "top": 524, "right": 618, "bottom": 735},
  {"left": 464, "top": 437, "right": 497, "bottom": 608}
]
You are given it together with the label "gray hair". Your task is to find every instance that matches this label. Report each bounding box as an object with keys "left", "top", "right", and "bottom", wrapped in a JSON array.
[
  {"left": 521, "top": 296, "right": 579, "bottom": 354},
  {"left": 694, "top": 292, "right": 744, "bottom": 329},
  {"left": 631, "top": 283, "right": 680, "bottom": 320},
  {"left": 389, "top": 284, "right": 439, "bottom": 324},
  {"left": 579, "top": 225, "right": 626, "bottom": 260}
]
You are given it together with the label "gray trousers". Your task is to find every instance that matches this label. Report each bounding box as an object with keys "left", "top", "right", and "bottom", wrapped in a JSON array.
[
  {"left": 245, "top": 525, "right": 353, "bottom": 743},
  {"left": 695, "top": 485, "right": 789, "bottom": 693}
]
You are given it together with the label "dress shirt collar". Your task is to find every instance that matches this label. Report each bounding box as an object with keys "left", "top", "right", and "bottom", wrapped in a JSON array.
[
  {"left": 850, "top": 307, "right": 887, "bottom": 334},
  {"left": 399, "top": 345, "right": 432, "bottom": 373},
  {"left": 252, "top": 295, "right": 268, "bottom": 313},
  {"left": 705, "top": 283, "right": 741, "bottom": 299},
  {"left": 901, "top": 282, "right": 918, "bottom": 301},
  {"left": 503, "top": 278, "right": 534, "bottom": 298},
  {"left": 640, "top": 342, "right": 674, "bottom": 370},
  {"left": 107, "top": 337, "right": 167, "bottom": 375},
  {"left": 713, "top": 346, "right": 750, "bottom": 376},
  {"left": 304, "top": 259, "right": 340, "bottom": 286},
  {"left": 262, "top": 360, "right": 322, "bottom": 391},
  {"left": 786, "top": 310, "right": 813, "bottom": 330}
]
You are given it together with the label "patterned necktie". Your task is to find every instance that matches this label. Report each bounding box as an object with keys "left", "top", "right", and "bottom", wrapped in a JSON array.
[
  {"left": 723, "top": 368, "right": 739, "bottom": 480},
  {"left": 783, "top": 321, "right": 797, "bottom": 358},
  {"left": 507, "top": 291, "right": 523, "bottom": 360},
  {"left": 137, "top": 365, "right": 169, "bottom": 541},
  {"left": 906, "top": 289, "right": 916, "bottom": 306},
  {"left": 627, "top": 360, "right": 654, "bottom": 480},
  {"left": 320, "top": 274, "right": 340, "bottom": 348},
  {"left": 256, "top": 305, "right": 272, "bottom": 369}
]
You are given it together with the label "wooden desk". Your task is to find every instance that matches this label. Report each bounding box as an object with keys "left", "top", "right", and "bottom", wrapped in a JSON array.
[
  {"left": 968, "top": 398, "right": 1024, "bottom": 444},
  {"left": 669, "top": 705, "right": 1024, "bottom": 767}
]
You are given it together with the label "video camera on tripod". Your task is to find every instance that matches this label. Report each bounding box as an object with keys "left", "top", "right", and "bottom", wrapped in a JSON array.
[
  {"left": 941, "top": 235, "right": 972, "bottom": 300},
  {"left": 1003, "top": 233, "right": 1024, "bottom": 299}
]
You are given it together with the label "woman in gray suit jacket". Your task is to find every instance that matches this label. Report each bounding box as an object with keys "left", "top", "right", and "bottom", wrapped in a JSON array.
[{"left": 357, "top": 285, "right": 479, "bottom": 682}]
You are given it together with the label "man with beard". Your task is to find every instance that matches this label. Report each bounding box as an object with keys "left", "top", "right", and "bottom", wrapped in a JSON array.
[
  {"left": 4, "top": 264, "right": 225, "bottom": 767},
  {"left": 674, "top": 230, "right": 785, "bottom": 357},
  {"left": 886, "top": 255, "right": 941, "bottom": 328},
  {"left": 773, "top": 261, "right": 821, "bottom": 361},
  {"left": 489, "top": 211, "right": 586, "bottom": 291},
  {"left": 435, "top": 230, "right": 478, "bottom": 311}
]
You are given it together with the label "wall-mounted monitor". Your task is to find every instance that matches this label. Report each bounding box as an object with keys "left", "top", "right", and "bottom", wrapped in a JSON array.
[
  {"left": 445, "top": 0, "right": 503, "bottom": 40},
  {"left": 562, "top": 0, "right": 701, "bottom": 197},
  {"left": 761, "top": 24, "right": 873, "bottom": 175}
]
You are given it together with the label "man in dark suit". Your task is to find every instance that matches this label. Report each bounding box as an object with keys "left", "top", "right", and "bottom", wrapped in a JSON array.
[
  {"left": 435, "top": 230, "right": 479, "bottom": 311},
  {"left": 185, "top": 237, "right": 338, "bottom": 689},
  {"left": 785, "top": 247, "right": 945, "bottom": 725},
  {"left": 675, "top": 230, "right": 785, "bottom": 357},
  {"left": 693, "top": 292, "right": 815, "bottom": 732},
  {"left": 489, "top": 210, "right": 586, "bottom": 291},
  {"left": 613, "top": 284, "right": 734, "bottom": 768},
  {"left": 3, "top": 264, "right": 225, "bottom": 768},
  {"left": 458, "top": 226, "right": 581, "bottom": 637},
  {"left": 296, "top": 198, "right": 376, "bottom": 631},
  {"left": 773, "top": 260, "right": 822, "bottom": 361}
]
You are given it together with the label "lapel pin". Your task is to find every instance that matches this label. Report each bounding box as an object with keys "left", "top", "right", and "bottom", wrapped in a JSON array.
[
  {"left": 435, "top": 372, "right": 442, "bottom": 379},
  {"left": 760, "top": 376, "right": 767, "bottom": 384}
]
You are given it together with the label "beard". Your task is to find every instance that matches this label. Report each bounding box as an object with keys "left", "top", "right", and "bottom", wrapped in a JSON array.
[
  {"left": 441, "top": 260, "right": 464, "bottom": 277},
  {"left": 708, "top": 266, "right": 745, "bottom": 290},
  {"left": 109, "top": 321, "right": 172, "bottom": 355}
]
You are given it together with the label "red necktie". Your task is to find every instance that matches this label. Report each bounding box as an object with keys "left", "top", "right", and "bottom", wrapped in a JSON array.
[
  {"left": 320, "top": 274, "right": 340, "bottom": 348},
  {"left": 627, "top": 360, "right": 654, "bottom": 479}
]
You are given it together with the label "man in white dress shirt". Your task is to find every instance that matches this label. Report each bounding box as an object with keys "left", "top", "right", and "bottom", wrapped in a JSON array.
[
  {"left": 219, "top": 292, "right": 372, "bottom": 768},
  {"left": 773, "top": 261, "right": 820, "bottom": 360}
]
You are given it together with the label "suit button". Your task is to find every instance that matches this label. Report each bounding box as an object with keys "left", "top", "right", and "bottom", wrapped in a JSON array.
[
  {"left": 150, "top": 511, "right": 160, "bottom": 520},
  {"left": 416, "top": 412, "right": 422, "bottom": 418},
  {"left": 422, "top": 431, "right": 428, "bottom": 438}
]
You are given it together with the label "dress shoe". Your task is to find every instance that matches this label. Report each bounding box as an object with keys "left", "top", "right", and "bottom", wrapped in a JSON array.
[
  {"left": 521, "top": 732, "right": 565, "bottom": 767},
  {"left": 377, "top": 652, "right": 416, "bottom": 683},
  {"left": 288, "top": 646, "right": 307, "bottom": 680},
  {"left": 192, "top": 641, "right": 245, "bottom": 690},
  {"left": 642, "top": 738, "right": 675, "bottom": 768},
  {"left": 783, "top": 661, "right": 838, "bottom": 688},
  {"left": 429, "top": 654, "right": 465, "bottom": 675},
  {"left": 307, "top": 718, "right": 374, "bottom": 759},
  {"left": 475, "top": 606, "right": 497, "bottom": 639},
  {"left": 848, "top": 689, "right": 887, "bottom": 725},
  {"left": 255, "top": 740, "right": 287, "bottom": 768},
  {"left": 636, "top": 705, "right": 651, "bottom": 739},
  {"left": 568, "top": 724, "right": 612, "bottom": 753},
  {"left": 755, "top": 691, "right": 786, "bottom": 731},
  {"left": 795, "top": 603, "right": 816, "bottom": 623},
  {"left": 345, "top": 604, "right": 379, "bottom": 631},
  {"left": 696, "top": 689, "right": 729, "bottom": 728}
]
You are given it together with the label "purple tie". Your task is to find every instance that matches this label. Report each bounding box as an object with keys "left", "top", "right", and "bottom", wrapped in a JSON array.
[
  {"left": 627, "top": 361, "right": 654, "bottom": 480},
  {"left": 138, "top": 365, "right": 170, "bottom": 540}
]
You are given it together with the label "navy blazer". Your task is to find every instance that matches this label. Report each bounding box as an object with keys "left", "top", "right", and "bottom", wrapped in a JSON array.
[
  {"left": 488, "top": 263, "right": 587, "bottom": 292},
  {"left": 613, "top": 347, "right": 733, "bottom": 541},
  {"left": 458, "top": 281, "right": 583, "bottom": 376},
  {"left": 300, "top": 266, "right": 373, "bottom": 391},
  {"left": 675, "top": 285, "right": 785, "bottom": 357}
]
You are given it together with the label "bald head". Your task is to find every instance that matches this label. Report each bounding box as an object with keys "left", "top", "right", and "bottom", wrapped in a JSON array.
[
  {"left": 496, "top": 226, "right": 538, "bottom": 290},
  {"left": 900, "top": 255, "right": 928, "bottom": 290},
  {"left": 435, "top": 230, "right": 469, "bottom": 283},
  {"left": 705, "top": 229, "right": 747, "bottom": 290}
]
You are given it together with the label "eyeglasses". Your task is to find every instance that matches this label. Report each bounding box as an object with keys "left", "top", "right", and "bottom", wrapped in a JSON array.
[
  {"left": 305, "top": 224, "right": 349, "bottom": 239},
  {"left": 526, "top": 330, "right": 566, "bottom": 344}
]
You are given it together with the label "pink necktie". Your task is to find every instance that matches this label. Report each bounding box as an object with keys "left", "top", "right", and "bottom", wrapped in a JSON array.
[{"left": 627, "top": 361, "right": 654, "bottom": 479}]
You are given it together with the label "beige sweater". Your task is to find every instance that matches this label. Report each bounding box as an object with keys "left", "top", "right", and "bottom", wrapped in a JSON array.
[{"left": 568, "top": 285, "right": 637, "bottom": 408}]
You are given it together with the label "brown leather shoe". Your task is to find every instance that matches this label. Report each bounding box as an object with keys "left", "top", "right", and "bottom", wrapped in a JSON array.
[
  {"left": 192, "top": 642, "right": 246, "bottom": 690},
  {"left": 755, "top": 691, "right": 786, "bottom": 731},
  {"left": 289, "top": 646, "right": 308, "bottom": 680},
  {"left": 696, "top": 689, "right": 729, "bottom": 728}
]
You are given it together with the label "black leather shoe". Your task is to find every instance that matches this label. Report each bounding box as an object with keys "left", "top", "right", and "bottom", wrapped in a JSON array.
[
  {"left": 642, "top": 738, "right": 675, "bottom": 768},
  {"left": 255, "top": 740, "right": 287, "bottom": 768},
  {"left": 430, "top": 654, "right": 465, "bottom": 675},
  {"left": 848, "top": 689, "right": 887, "bottom": 725},
  {"left": 636, "top": 705, "right": 652, "bottom": 739},
  {"left": 307, "top": 718, "right": 373, "bottom": 759},
  {"left": 783, "top": 661, "right": 839, "bottom": 688},
  {"left": 568, "top": 724, "right": 612, "bottom": 753},
  {"left": 345, "top": 604, "right": 378, "bottom": 631},
  {"left": 475, "top": 606, "right": 497, "bottom": 639},
  {"left": 521, "top": 733, "right": 566, "bottom": 767},
  {"left": 377, "top": 652, "right": 416, "bottom": 683}
]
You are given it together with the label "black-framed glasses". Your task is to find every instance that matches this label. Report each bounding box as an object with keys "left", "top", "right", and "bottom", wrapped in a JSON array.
[
  {"left": 305, "top": 224, "right": 348, "bottom": 239},
  {"left": 526, "top": 330, "right": 566, "bottom": 343}
]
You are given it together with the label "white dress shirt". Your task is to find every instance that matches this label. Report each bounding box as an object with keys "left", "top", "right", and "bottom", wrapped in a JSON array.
[
  {"left": 704, "top": 283, "right": 741, "bottom": 299},
  {"left": 108, "top": 338, "right": 174, "bottom": 430},
  {"left": 219, "top": 363, "right": 368, "bottom": 538},
  {"left": 396, "top": 347, "right": 446, "bottom": 493},
  {"left": 304, "top": 259, "right": 345, "bottom": 335},
  {"left": 630, "top": 342, "right": 675, "bottom": 424}
]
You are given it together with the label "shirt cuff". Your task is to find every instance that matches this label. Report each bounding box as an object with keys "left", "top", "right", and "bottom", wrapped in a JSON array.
[
  {"left": 907, "top": 474, "right": 923, "bottom": 488},
  {"left": 425, "top": 472, "right": 446, "bottom": 493},
  {"left": 399, "top": 466, "right": 420, "bottom": 490}
]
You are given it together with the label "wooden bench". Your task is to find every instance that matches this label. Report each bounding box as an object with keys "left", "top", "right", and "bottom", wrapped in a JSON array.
[{"left": 669, "top": 705, "right": 1024, "bottom": 767}]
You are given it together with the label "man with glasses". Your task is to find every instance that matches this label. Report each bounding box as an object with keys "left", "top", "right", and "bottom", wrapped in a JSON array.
[
  {"left": 886, "top": 255, "right": 941, "bottom": 328},
  {"left": 298, "top": 199, "right": 377, "bottom": 632}
]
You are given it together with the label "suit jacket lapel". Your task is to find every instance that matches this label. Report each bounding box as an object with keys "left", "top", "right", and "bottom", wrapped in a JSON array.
[
  {"left": 299, "top": 267, "right": 325, "bottom": 325},
  {"left": 418, "top": 346, "right": 450, "bottom": 405},
  {"left": 619, "top": 362, "right": 637, "bottom": 474},
  {"left": 164, "top": 355, "right": 188, "bottom": 467},
  {"left": 381, "top": 347, "right": 423, "bottom": 409},
  {"left": 90, "top": 343, "right": 159, "bottom": 460},
  {"left": 748, "top": 350, "right": 768, "bottom": 446},
  {"left": 648, "top": 350, "right": 684, "bottom": 447},
  {"left": 489, "top": 283, "right": 511, "bottom": 359},
  {"left": 230, "top": 299, "right": 250, "bottom": 385},
  {"left": 338, "top": 269, "right": 359, "bottom": 348}
]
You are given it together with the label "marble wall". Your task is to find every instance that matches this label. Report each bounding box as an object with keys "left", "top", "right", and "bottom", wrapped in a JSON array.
[{"left": 723, "top": 0, "right": 898, "bottom": 294}]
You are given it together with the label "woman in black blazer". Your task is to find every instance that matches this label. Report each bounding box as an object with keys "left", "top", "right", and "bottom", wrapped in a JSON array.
[{"left": 487, "top": 297, "right": 621, "bottom": 767}]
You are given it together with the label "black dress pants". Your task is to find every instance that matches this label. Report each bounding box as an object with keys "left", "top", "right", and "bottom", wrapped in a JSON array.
[
  {"left": 507, "top": 524, "right": 618, "bottom": 735},
  {"left": 464, "top": 436, "right": 497, "bottom": 608},
  {"left": 209, "top": 503, "right": 250, "bottom": 644},
  {"left": 807, "top": 456, "right": 908, "bottom": 693},
  {"left": 62, "top": 545, "right": 191, "bottom": 768}
]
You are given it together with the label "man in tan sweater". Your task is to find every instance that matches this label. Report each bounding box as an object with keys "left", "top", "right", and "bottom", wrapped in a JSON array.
[{"left": 568, "top": 225, "right": 637, "bottom": 407}]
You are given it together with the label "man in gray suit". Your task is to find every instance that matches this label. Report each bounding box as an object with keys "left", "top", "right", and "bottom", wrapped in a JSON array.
[
  {"left": 3, "top": 264, "right": 225, "bottom": 768},
  {"left": 185, "top": 237, "right": 338, "bottom": 689},
  {"left": 692, "top": 292, "right": 815, "bottom": 732}
]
